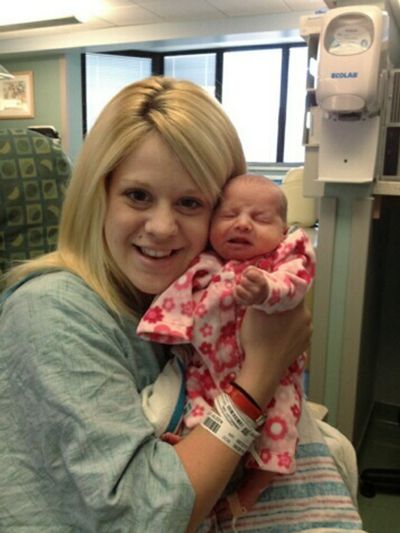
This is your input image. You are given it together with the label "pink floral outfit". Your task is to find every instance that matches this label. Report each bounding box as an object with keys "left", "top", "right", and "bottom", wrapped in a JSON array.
[{"left": 137, "top": 228, "right": 315, "bottom": 474}]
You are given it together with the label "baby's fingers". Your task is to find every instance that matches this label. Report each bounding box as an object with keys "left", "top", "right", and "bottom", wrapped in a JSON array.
[
  {"left": 241, "top": 266, "right": 264, "bottom": 284},
  {"left": 238, "top": 267, "right": 268, "bottom": 304},
  {"left": 234, "top": 284, "right": 253, "bottom": 305}
]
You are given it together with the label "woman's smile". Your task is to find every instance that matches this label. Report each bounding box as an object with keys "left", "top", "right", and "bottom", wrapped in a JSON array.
[
  {"left": 135, "top": 246, "right": 177, "bottom": 259},
  {"left": 104, "top": 133, "right": 213, "bottom": 295}
]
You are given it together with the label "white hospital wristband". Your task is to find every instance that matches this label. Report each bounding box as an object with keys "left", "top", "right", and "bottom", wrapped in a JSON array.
[
  {"left": 214, "top": 393, "right": 260, "bottom": 439},
  {"left": 201, "top": 409, "right": 257, "bottom": 455}
]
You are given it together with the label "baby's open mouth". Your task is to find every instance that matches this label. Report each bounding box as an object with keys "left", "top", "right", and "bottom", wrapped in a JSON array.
[{"left": 227, "top": 238, "right": 250, "bottom": 244}]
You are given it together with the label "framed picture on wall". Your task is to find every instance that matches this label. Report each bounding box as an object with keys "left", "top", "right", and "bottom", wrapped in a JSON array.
[{"left": 0, "top": 71, "right": 35, "bottom": 119}]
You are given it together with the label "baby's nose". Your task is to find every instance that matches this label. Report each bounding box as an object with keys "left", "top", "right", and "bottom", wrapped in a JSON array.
[{"left": 234, "top": 214, "right": 252, "bottom": 231}]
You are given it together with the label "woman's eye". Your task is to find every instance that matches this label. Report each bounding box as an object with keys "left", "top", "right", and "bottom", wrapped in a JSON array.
[
  {"left": 126, "top": 189, "right": 151, "bottom": 204},
  {"left": 178, "top": 197, "right": 203, "bottom": 210}
]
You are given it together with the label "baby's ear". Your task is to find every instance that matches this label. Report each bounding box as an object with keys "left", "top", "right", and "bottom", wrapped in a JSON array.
[{"left": 283, "top": 225, "right": 289, "bottom": 235}]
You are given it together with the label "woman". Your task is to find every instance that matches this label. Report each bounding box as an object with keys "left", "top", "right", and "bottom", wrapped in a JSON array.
[{"left": 0, "top": 77, "right": 349, "bottom": 532}]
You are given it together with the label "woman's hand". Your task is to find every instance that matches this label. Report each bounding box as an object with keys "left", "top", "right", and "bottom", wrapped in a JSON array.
[{"left": 236, "top": 303, "right": 312, "bottom": 407}]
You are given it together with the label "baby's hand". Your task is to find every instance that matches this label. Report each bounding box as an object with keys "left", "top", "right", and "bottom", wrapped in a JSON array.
[{"left": 234, "top": 266, "right": 268, "bottom": 306}]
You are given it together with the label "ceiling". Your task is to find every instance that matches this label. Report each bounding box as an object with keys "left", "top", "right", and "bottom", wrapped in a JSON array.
[
  {"left": 0, "top": 1, "right": 332, "bottom": 41},
  {"left": 0, "top": 0, "right": 342, "bottom": 57}
]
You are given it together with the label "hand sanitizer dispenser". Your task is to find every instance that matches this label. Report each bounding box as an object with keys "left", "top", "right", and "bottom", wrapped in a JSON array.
[{"left": 316, "top": 5, "right": 388, "bottom": 183}]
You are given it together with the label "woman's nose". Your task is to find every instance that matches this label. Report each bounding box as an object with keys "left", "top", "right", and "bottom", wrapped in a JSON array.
[{"left": 144, "top": 204, "right": 178, "bottom": 239}]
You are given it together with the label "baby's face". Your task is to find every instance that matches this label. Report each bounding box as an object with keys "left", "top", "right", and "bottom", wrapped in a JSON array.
[{"left": 209, "top": 178, "right": 287, "bottom": 261}]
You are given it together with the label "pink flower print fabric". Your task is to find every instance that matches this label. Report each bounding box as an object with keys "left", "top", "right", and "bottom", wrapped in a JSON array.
[{"left": 137, "top": 228, "right": 315, "bottom": 473}]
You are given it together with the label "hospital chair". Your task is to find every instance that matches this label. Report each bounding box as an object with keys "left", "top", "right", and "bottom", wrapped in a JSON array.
[
  {"left": 0, "top": 127, "right": 71, "bottom": 292},
  {"left": 281, "top": 166, "right": 317, "bottom": 229}
]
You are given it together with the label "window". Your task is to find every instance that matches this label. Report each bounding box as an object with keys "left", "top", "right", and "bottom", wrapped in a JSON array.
[
  {"left": 83, "top": 43, "right": 307, "bottom": 164},
  {"left": 222, "top": 49, "right": 282, "bottom": 163},
  {"left": 164, "top": 53, "right": 216, "bottom": 96},
  {"left": 84, "top": 53, "right": 152, "bottom": 131},
  {"left": 163, "top": 45, "right": 307, "bottom": 164},
  {"left": 284, "top": 47, "right": 308, "bottom": 163}
]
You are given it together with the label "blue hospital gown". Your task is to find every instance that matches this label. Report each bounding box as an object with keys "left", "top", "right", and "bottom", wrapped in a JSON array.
[
  {"left": 0, "top": 271, "right": 195, "bottom": 532},
  {"left": 0, "top": 271, "right": 365, "bottom": 532}
]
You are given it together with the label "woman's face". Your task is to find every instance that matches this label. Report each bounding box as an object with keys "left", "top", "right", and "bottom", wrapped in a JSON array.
[{"left": 104, "top": 133, "right": 214, "bottom": 295}]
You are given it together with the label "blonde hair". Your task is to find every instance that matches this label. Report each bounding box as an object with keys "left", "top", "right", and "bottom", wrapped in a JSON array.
[{"left": 6, "top": 76, "right": 246, "bottom": 316}]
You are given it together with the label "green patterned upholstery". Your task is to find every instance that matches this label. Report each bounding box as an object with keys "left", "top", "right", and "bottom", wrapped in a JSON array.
[{"left": 0, "top": 128, "right": 71, "bottom": 291}]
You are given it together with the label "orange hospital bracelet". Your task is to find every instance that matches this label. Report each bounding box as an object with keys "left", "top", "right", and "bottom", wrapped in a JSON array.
[{"left": 225, "top": 382, "right": 266, "bottom": 427}]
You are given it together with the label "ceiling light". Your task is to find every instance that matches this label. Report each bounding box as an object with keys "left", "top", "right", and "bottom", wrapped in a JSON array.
[{"left": 0, "top": 0, "right": 107, "bottom": 27}]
